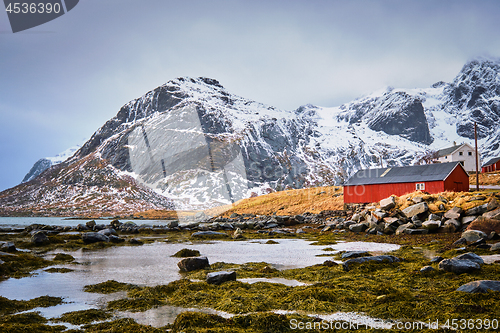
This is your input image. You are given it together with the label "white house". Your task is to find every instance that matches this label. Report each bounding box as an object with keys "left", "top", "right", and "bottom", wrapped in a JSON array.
[{"left": 434, "top": 143, "right": 480, "bottom": 173}]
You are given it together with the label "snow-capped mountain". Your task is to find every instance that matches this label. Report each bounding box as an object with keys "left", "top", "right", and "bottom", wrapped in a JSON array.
[
  {"left": 22, "top": 144, "right": 83, "bottom": 183},
  {"left": 2, "top": 58, "right": 500, "bottom": 216}
]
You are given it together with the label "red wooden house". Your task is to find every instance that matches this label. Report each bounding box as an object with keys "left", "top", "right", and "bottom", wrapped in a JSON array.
[
  {"left": 482, "top": 157, "right": 500, "bottom": 173},
  {"left": 343, "top": 162, "right": 469, "bottom": 204}
]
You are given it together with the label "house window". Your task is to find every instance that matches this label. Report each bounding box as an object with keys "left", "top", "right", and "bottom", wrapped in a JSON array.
[
  {"left": 468, "top": 152, "right": 472, "bottom": 156},
  {"left": 459, "top": 152, "right": 463, "bottom": 156},
  {"left": 416, "top": 183, "right": 425, "bottom": 191}
]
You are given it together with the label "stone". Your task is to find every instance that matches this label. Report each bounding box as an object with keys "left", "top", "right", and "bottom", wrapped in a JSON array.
[
  {"left": 380, "top": 196, "right": 396, "bottom": 210},
  {"left": 395, "top": 223, "right": 413, "bottom": 235},
  {"left": 349, "top": 223, "right": 368, "bottom": 233},
  {"left": 412, "top": 196, "right": 424, "bottom": 204},
  {"left": 109, "top": 235, "right": 125, "bottom": 243},
  {"left": 490, "top": 242, "right": 500, "bottom": 251},
  {"left": 206, "top": 271, "right": 237, "bottom": 285},
  {"left": 98, "top": 228, "right": 117, "bottom": 236},
  {"left": 487, "top": 198, "right": 499, "bottom": 212},
  {"left": 31, "top": 231, "right": 49, "bottom": 245},
  {"left": 461, "top": 230, "right": 488, "bottom": 243},
  {"left": 438, "top": 195, "right": 448, "bottom": 203},
  {"left": 341, "top": 251, "right": 370, "bottom": 259},
  {"left": 422, "top": 221, "right": 440, "bottom": 231},
  {"left": 452, "top": 238, "right": 468, "bottom": 246},
  {"left": 428, "top": 214, "right": 441, "bottom": 221},
  {"left": 438, "top": 259, "right": 480, "bottom": 274},
  {"left": 191, "top": 231, "right": 227, "bottom": 237},
  {"left": 177, "top": 256, "right": 210, "bottom": 272},
  {"left": 232, "top": 228, "right": 244, "bottom": 239},
  {"left": 82, "top": 232, "right": 109, "bottom": 244},
  {"left": 404, "top": 228, "right": 428, "bottom": 235},
  {"left": 371, "top": 210, "right": 386, "bottom": 221},
  {"left": 438, "top": 204, "right": 446, "bottom": 211},
  {"left": 468, "top": 196, "right": 486, "bottom": 202},
  {"left": 86, "top": 220, "right": 96, "bottom": 230},
  {"left": 343, "top": 255, "right": 401, "bottom": 271},
  {"left": 457, "top": 280, "right": 500, "bottom": 293},
  {"left": 454, "top": 252, "right": 484, "bottom": 265},
  {"left": 0, "top": 242, "right": 16, "bottom": 252},
  {"left": 420, "top": 266, "right": 435, "bottom": 273},
  {"left": 110, "top": 219, "right": 122, "bottom": 229},
  {"left": 483, "top": 208, "right": 500, "bottom": 220},
  {"left": 129, "top": 238, "right": 143, "bottom": 245},
  {"left": 402, "top": 202, "right": 428, "bottom": 218},
  {"left": 351, "top": 213, "right": 362, "bottom": 222},
  {"left": 465, "top": 204, "right": 487, "bottom": 216},
  {"left": 444, "top": 207, "right": 463, "bottom": 220},
  {"left": 430, "top": 256, "right": 443, "bottom": 263},
  {"left": 167, "top": 220, "right": 179, "bottom": 228},
  {"left": 443, "top": 219, "right": 461, "bottom": 232},
  {"left": 461, "top": 216, "right": 477, "bottom": 225}
]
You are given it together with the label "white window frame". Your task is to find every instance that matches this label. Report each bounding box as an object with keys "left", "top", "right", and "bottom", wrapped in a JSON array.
[{"left": 416, "top": 183, "right": 425, "bottom": 191}]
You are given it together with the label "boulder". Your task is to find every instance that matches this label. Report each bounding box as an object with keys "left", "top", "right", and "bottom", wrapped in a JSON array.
[
  {"left": 428, "top": 214, "right": 442, "bottom": 221},
  {"left": 31, "top": 231, "right": 49, "bottom": 245},
  {"left": 371, "top": 210, "right": 386, "bottom": 221},
  {"left": 412, "top": 196, "right": 424, "bottom": 204},
  {"left": 438, "top": 195, "right": 448, "bottom": 203},
  {"left": 177, "top": 256, "right": 210, "bottom": 272},
  {"left": 402, "top": 202, "right": 428, "bottom": 218},
  {"left": 82, "top": 232, "right": 109, "bottom": 244},
  {"left": 461, "top": 216, "right": 477, "bottom": 226},
  {"left": 109, "top": 235, "right": 125, "bottom": 243},
  {"left": 422, "top": 221, "right": 440, "bottom": 231},
  {"left": 487, "top": 198, "right": 499, "bottom": 212},
  {"left": 404, "top": 228, "right": 428, "bottom": 235},
  {"left": 490, "top": 242, "right": 500, "bottom": 251},
  {"left": 444, "top": 207, "right": 463, "bottom": 220},
  {"left": 351, "top": 213, "right": 362, "bottom": 222},
  {"left": 206, "top": 271, "right": 237, "bottom": 285},
  {"left": 380, "top": 196, "right": 396, "bottom": 210},
  {"left": 443, "top": 219, "right": 461, "bottom": 232},
  {"left": 349, "top": 223, "right": 368, "bottom": 233},
  {"left": 86, "top": 220, "right": 96, "bottom": 230},
  {"left": 457, "top": 280, "right": 500, "bottom": 293},
  {"left": 342, "top": 255, "right": 401, "bottom": 271},
  {"left": 0, "top": 242, "right": 16, "bottom": 252},
  {"left": 466, "top": 216, "right": 500, "bottom": 234},
  {"left": 465, "top": 204, "right": 487, "bottom": 216},
  {"left": 395, "top": 223, "right": 413, "bottom": 235},
  {"left": 438, "top": 259, "right": 480, "bottom": 274},
  {"left": 341, "top": 251, "right": 370, "bottom": 260},
  {"left": 129, "top": 238, "right": 143, "bottom": 245},
  {"left": 430, "top": 256, "right": 444, "bottom": 263},
  {"left": 454, "top": 252, "right": 484, "bottom": 265},
  {"left": 420, "top": 266, "right": 435, "bottom": 273},
  {"left": 483, "top": 208, "right": 500, "bottom": 220},
  {"left": 98, "top": 228, "right": 117, "bottom": 236},
  {"left": 461, "top": 230, "right": 488, "bottom": 243}
]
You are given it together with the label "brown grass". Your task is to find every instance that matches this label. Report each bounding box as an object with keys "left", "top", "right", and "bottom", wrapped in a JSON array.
[
  {"left": 211, "top": 186, "right": 344, "bottom": 217},
  {"left": 470, "top": 172, "right": 500, "bottom": 185}
]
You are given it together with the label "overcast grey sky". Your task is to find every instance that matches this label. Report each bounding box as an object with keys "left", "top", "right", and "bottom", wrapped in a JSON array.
[{"left": 1, "top": 0, "right": 500, "bottom": 191}]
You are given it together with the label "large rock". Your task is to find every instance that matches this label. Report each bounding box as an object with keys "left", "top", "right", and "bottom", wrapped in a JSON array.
[
  {"left": 82, "top": 232, "right": 109, "bottom": 244},
  {"left": 422, "top": 221, "right": 440, "bottom": 231},
  {"left": 191, "top": 231, "right": 227, "bottom": 238},
  {"left": 0, "top": 242, "right": 16, "bottom": 252},
  {"left": 349, "top": 223, "right": 368, "bottom": 233},
  {"left": 443, "top": 219, "right": 461, "bottom": 232},
  {"left": 461, "top": 230, "right": 488, "bottom": 243},
  {"left": 466, "top": 216, "right": 500, "bottom": 234},
  {"left": 457, "top": 280, "right": 500, "bottom": 293},
  {"left": 404, "top": 228, "right": 428, "bottom": 235},
  {"left": 465, "top": 204, "right": 487, "bottom": 216},
  {"left": 487, "top": 198, "right": 499, "bottom": 212},
  {"left": 380, "top": 196, "right": 396, "bottom": 210},
  {"left": 438, "top": 259, "right": 480, "bottom": 274},
  {"left": 342, "top": 255, "right": 401, "bottom": 271},
  {"left": 454, "top": 252, "right": 484, "bottom": 265},
  {"left": 177, "top": 256, "right": 210, "bottom": 272},
  {"left": 490, "top": 242, "right": 500, "bottom": 251},
  {"left": 395, "top": 223, "right": 413, "bottom": 235},
  {"left": 483, "top": 207, "right": 500, "bottom": 220},
  {"left": 206, "top": 271, "right": 237, "bottom": 285},
  {"left": 402, "top": 202, "right": 428, "bottom": 218},
  {"left": 31, "top": 231, "right": 49, "bottom": 245},
  {"left": 444, "top": 207, "right": 463, "bottom": 220},
  {"left": 341, "top": 251, "right": 370, "bottom": 259}
]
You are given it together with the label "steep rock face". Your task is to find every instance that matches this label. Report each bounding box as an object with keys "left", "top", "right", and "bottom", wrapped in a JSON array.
[
  {"left": 443, "top": 60, "right": 500, "bottom": 140},
  {"left": 22, "top": 158, "right": 52, "bottom": 183}
]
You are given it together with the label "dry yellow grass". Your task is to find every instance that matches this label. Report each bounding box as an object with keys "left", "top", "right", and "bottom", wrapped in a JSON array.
[
  {"left": 392, "top": 190, "right": 496, "bottom": 213},
  {"left": 470, "top": 172, "right": 500, "bottom": 185},
  {"left": 212, "top": 186, "right": 344, "bottom": 217}
]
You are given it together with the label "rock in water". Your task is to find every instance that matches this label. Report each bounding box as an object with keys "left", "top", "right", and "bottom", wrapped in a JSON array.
[
  {"left": 457, "top": 280, "right": 500, "bottom": 293},
  {"left": 177, "top": 256, "right": 210, "bottom": 272},
  {"left": 206, "top": 271, "right": 237, "bottom": 285},
  {"left": 31, "top": 231, "right": 49, "bottom": 245},
  {"left": 82, "top": 232, "right": 109, "bottom": 244}
]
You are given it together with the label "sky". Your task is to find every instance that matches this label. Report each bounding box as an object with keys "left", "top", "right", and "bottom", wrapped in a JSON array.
[{"left": 1, "top": 0, "right": 500, "bottom": 191}]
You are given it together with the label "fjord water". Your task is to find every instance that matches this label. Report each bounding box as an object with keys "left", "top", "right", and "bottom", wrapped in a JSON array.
[{"left": 0, "top": 237, "right": 400, "bottom": 324}]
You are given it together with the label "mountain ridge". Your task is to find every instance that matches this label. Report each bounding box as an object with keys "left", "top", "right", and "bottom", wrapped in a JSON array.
[{"left": 4, "top": 58, "right": 500, "bottom": 216}]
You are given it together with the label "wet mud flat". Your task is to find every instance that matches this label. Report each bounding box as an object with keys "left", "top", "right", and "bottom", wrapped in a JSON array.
[{"left": 1, "top": 223, "right": 500, "bottom": 332}]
